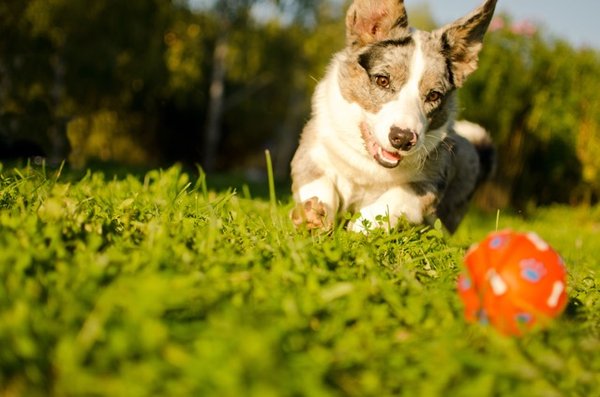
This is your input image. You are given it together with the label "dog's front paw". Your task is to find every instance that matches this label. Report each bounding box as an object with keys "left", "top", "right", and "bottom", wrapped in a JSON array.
[{"left": 291, "top": 197, "right": 332, "bottom": 230}]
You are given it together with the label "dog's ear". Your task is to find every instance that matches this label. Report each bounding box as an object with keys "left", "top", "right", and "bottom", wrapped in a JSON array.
[
  {"left": 346, "top": 0, "right": 409, "bottom": 47},
  {"left": 438, "top": 0, "right": 497, "bottom": 87}
]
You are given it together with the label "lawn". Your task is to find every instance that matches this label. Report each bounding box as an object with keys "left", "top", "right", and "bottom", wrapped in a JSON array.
[{"left": 0, "top": 164, "right": 598, "bottom": 397}]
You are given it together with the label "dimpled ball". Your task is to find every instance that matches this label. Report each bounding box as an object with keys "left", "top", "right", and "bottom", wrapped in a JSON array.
[{"left": 457, "top": 230, "right": 568, "bottom": 335}]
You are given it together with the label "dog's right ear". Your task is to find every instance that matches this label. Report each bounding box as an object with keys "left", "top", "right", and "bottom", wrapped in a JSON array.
[{"left": 346, "top": 0, "right": 409, "bottom": 47}]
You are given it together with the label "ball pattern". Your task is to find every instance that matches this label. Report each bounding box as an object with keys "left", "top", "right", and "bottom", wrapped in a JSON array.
[{"left": 458, "top": 230, "right": 568, "bottom": 335}]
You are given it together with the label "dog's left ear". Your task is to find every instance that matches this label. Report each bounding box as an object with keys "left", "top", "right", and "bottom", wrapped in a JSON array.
[
  {"left": 346, "top": 0, "right": 409, "bottom": 48},
  {"left": 438, "top": 0, "right": 498, "bottom": 87}
]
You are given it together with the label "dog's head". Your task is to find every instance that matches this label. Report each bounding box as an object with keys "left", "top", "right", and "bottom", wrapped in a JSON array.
[{"left": 340, "top": 0, "right": 497, "bottom": 168}]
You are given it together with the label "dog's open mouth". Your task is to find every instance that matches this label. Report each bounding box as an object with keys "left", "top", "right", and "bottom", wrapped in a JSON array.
[{"left": 359, "top": 122, "right": 402, "bottom": 168}]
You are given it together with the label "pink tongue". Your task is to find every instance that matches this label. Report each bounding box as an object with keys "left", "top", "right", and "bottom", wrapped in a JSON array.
[{"left": 381, "top": 149, "right": 402, "bottom": 162}]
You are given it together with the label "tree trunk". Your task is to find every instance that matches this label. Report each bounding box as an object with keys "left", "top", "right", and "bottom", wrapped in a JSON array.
[
  {"left": 48, "top": 53, "right": 70, "bottom": 165},
  {"left": 202, "top": 33, "right": 229, "bottom": 172}
]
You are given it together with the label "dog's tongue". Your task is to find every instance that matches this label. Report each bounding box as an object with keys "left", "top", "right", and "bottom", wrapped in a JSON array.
[
  {"left": 375, "top": 147, "right": 403, "bottom": 168},
  {"left": 380, "top": 148, "right": 402, "bottom": 162},
  {"left": 367, "top": 141, "right": 401, "bottom": 162}
]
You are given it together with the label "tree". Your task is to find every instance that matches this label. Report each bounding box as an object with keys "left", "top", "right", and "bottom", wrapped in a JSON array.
[
  {"left": 195, "top": 0, "right": 319, "bottom": 172},
  {"left": 459, "top": 16, "right": 600, "bottom": 208},
  {"left": 0, "top": 1, "right": 67, "bottom": 163}
]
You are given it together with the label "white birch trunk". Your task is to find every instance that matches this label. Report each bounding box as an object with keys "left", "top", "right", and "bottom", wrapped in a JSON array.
[{"left": 203, "top": 33, "right": 229, "bottom": 172}]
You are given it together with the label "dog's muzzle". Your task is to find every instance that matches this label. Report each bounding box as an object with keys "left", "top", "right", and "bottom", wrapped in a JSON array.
[{"left": 360, "top": 123, "right": 403, "bottom": 168}]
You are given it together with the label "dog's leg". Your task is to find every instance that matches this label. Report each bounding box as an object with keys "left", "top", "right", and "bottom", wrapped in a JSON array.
[
  {"left": 349, "top": 186, "right": 436, "bottom": 233},
  {"left": 291, "top": 176, "right": 338, "bottom": 230}
]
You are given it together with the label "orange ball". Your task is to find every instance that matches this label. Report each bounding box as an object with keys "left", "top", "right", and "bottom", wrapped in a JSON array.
[{"left": 457, "top": 230, "right": 568, "bottom": 335}]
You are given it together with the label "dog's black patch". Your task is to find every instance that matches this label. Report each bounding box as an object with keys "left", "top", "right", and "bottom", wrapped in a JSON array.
[
  {"left": 440, "top": 32, "right": 456, "bottom": 88},
  {"left": 378, "top": 36, "right": 413, "bottom": 48},
  {"left": 358, "top": 36, "right": 414, "bottom": 75},
  {"left": 426, "top": 89, "right": 456, "bottom": 131},
  {"left": 358, "top": 51, "right": 374, "bottom": 73}
]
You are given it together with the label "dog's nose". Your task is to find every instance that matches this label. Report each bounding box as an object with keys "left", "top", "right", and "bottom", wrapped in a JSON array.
[{"left": 389, "top": 127, "right": 417, "bottom": 151}]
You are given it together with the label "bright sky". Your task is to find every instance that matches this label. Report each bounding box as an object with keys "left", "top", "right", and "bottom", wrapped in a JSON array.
[
  {"left": 189, "top": 0, "right": 600, "bottom": 49},
  {"left": 416, "top": 0, "right": 600, "bottom": 48}
]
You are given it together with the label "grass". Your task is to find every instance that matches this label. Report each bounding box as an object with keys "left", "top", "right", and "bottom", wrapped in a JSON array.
[{"left": 0, "top": 163, "right": 599, "bottom": 397}]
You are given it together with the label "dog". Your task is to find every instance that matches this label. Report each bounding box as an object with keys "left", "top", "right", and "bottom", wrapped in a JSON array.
[{"left": 290, "top": 0, "right": 497, "bottom": 233}]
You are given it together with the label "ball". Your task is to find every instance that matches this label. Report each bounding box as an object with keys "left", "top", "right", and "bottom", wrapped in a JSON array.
[{"left": 457, "top": 230, "right": 568, "bottom": 335}]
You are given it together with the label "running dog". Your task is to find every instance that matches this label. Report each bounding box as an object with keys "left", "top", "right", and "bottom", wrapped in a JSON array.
[{"left": 291, "top": 0, "right": 497, "bottom": 233}]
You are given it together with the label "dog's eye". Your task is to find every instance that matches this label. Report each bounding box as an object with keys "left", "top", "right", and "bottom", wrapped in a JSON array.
[
  {"left": 375, "top": 75, "right": 390, "bottom": 89},
  {"left": 425, "top": 91, "right": 443, "bottom": 103}
]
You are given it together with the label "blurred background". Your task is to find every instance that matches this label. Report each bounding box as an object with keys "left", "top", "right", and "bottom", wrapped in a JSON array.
[{"left": 1, "top": 0, "right": 599, "bottom": 210}]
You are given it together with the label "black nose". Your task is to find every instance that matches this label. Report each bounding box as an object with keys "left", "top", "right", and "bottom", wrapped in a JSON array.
[{"left": 389, "top": 127, "right": 417, "bottom": 151}]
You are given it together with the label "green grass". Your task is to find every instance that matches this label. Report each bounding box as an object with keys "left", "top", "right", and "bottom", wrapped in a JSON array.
[{"left": 0, "top": 164, "right": 599, "bottom": 397}]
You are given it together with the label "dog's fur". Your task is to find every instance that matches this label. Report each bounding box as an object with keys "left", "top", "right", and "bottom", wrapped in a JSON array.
[{"left": 291, "top": 0, "right": 498, "bottom": 233}]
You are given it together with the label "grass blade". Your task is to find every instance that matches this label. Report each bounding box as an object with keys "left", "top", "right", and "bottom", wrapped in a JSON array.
[{"left": 265, "top": 149, "right": 276, "bottom": 208}]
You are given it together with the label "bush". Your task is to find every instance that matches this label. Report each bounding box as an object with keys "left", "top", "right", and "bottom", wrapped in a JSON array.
[{"left": 460, "top": 16, "right": 600, "bottom": 208}]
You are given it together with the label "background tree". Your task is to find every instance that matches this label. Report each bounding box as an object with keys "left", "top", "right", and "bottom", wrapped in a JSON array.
[
  {"left": 0, "top": 1, "right": 66, "bottom": 163},
  {"left": 459, "top": 16, "right": 600, "bottom": 208},
  {"left": 1, "top": 2, "right": 599, "bottom": 209},
  {"left": 195, "top": 0, "right": 319, "bottom": 172}
]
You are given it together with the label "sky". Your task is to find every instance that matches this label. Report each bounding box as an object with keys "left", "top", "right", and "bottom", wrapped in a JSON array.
[
  {"left": 189, "top": 0, "right": 600, "bottom": 49},
  {"left": 416, "top": 0, "right": 600, "bottom": 48}
]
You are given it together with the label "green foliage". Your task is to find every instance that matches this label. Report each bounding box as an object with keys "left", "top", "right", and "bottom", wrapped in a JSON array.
[
  {"left": 460, "top": 18, "right": 600, "bottom": 207},
  {"left": 1, "top": 3, "right": 600, "bottom": 205},
  {"left": 0, "top": 164, "right": 599, "bottom": 396},
  {"left": 0, "top": 0, "right": 345, "bottom": 168}
]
